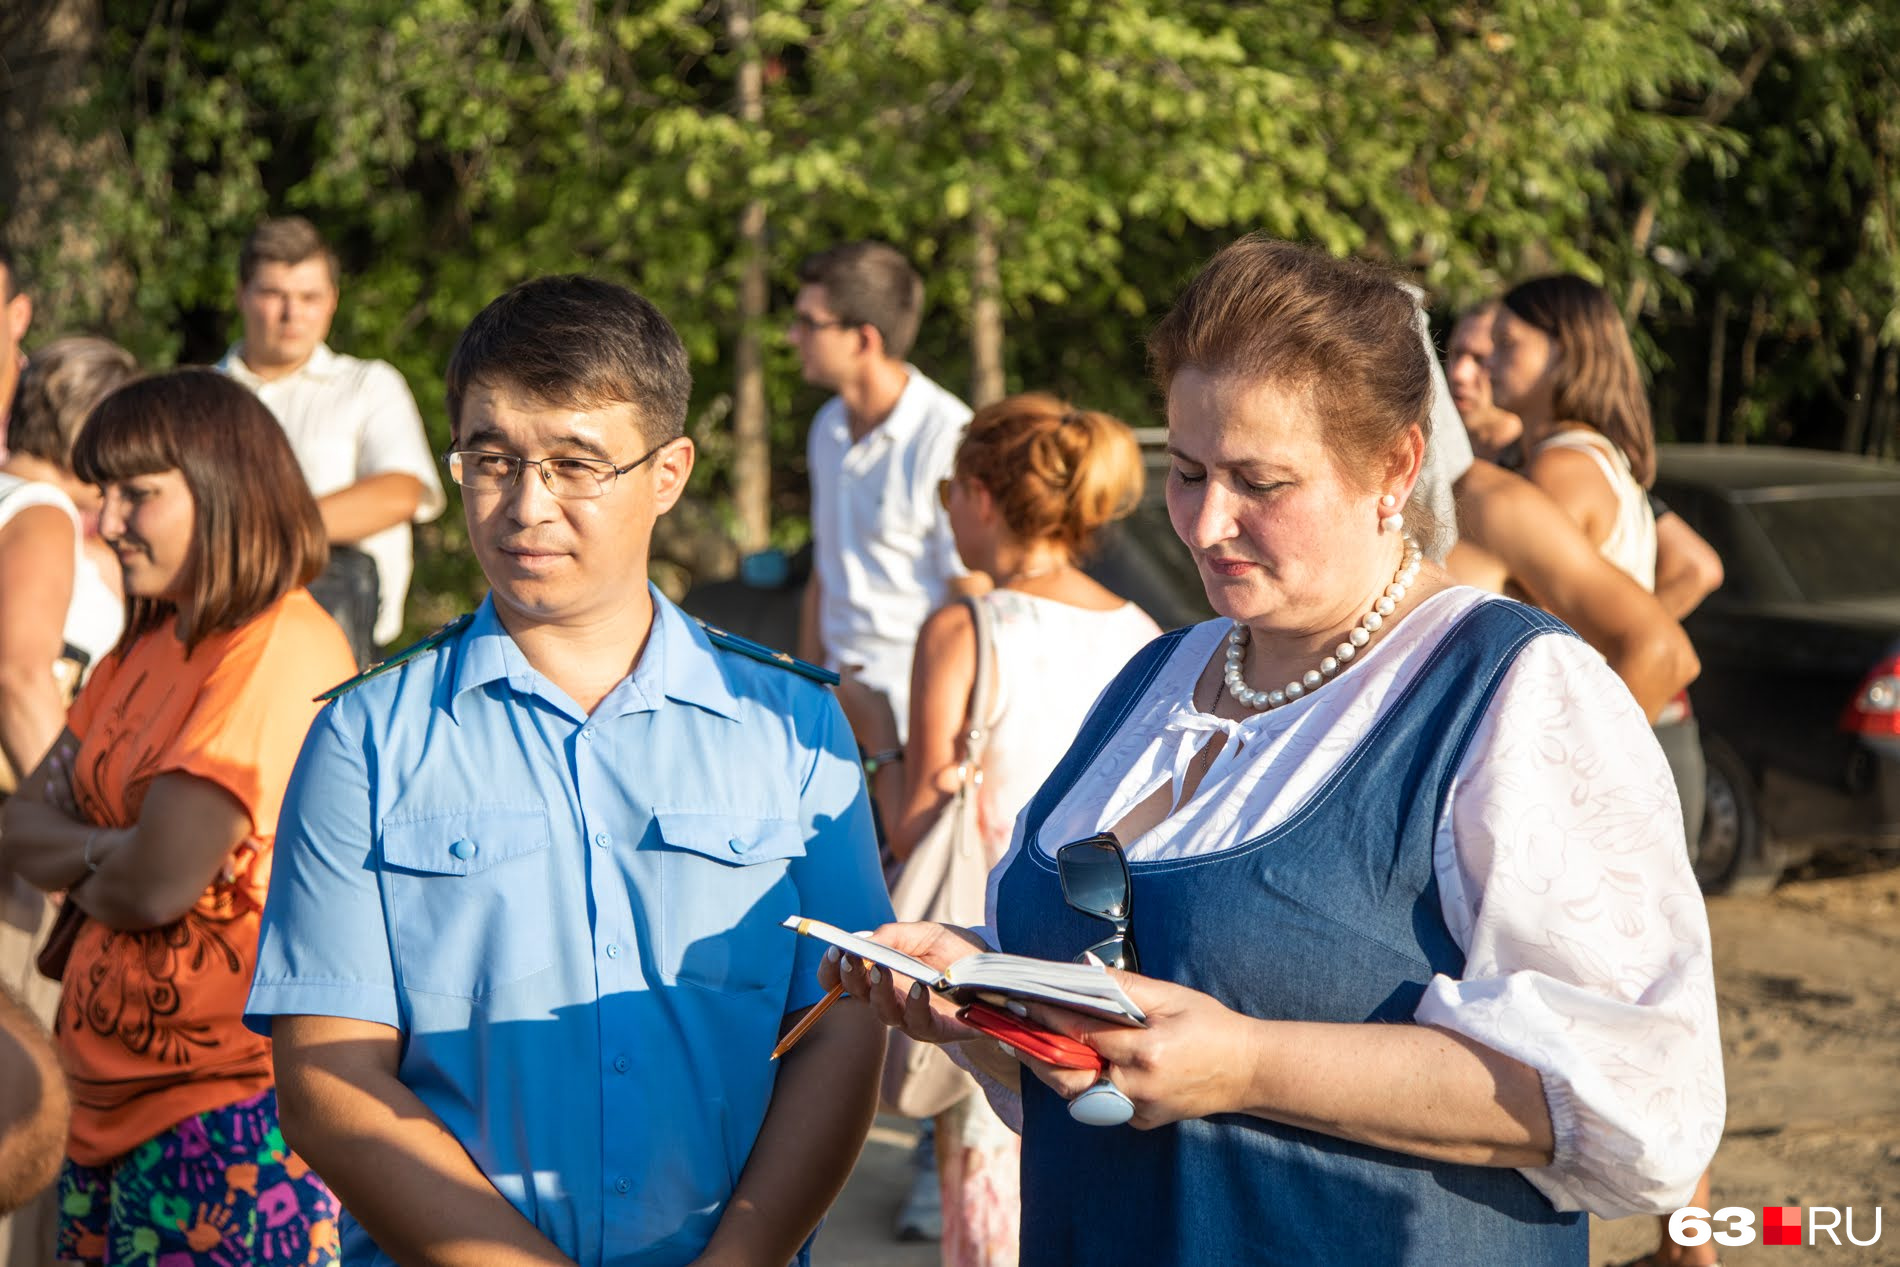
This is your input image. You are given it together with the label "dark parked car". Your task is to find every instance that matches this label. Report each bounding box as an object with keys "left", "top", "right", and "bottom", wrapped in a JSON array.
[{"left": 1653, "top": 444, "right": 1900, "bottom": 893}]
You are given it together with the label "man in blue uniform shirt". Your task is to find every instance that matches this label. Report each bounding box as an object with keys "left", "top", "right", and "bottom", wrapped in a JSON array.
[{"left": 247, "top": 276, "right": 892, "bottom": 1267}]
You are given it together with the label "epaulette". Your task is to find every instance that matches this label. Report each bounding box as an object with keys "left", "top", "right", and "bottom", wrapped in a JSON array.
[
  {"left": 696, "top": 620, "right": 839, "bottom": 686},
  {"left": 314, "top": 613, "right": 475, "bottom": 702}
]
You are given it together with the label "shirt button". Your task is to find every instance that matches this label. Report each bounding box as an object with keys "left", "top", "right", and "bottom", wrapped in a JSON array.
[
  {"left": 449, "top": 839, "right": 476, "bottom": 861},
  {"left": 582, "top": 726, "right": 596, "bottom": 741},
  {"left": 613, "top": 1177, "right": 631, "bottom": 1195},
  {"left": 594, "top": 832, "right": 611, "bottom": 849},
  {"left": 605, "top": 943, "right": 620, "bottom": 959},
  {"left": 613, "top": 1055, "right": 630, "bottom": 1074},
  {"left": 728, "top": 838, "right": 746, "bottom": 855}
]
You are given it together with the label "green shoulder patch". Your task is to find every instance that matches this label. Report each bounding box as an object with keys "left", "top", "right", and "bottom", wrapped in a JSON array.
[
  {"left": 315, "top": 613, "right": 474, "bottom": 702},
  {"left": 696, "top": 620, "right": 839, "bottom": 686}
]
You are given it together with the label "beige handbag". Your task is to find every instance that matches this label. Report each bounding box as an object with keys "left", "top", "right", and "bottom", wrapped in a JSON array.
[{"left": 878, "top": 596, "right": 997, "bottom": 1119}]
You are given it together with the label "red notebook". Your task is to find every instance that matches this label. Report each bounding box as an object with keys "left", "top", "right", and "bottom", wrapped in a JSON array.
[{"left": 957, "top": 1002, "right": 1105, "bottom": 1071}]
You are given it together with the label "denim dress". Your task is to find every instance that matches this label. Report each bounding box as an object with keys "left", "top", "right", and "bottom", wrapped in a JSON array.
[{"left": 994, "top": 600, "right": 1590, "bottom": 1265}]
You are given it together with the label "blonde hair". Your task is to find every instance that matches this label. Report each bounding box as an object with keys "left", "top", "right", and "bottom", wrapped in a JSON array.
[{"left": 953, "top": 392, "right": 1143, "bottom": 557}]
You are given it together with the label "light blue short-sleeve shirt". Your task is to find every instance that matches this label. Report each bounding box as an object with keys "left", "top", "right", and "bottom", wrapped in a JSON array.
[{"left": 248, "top": 587, "right": 892, "bottom": 1267}]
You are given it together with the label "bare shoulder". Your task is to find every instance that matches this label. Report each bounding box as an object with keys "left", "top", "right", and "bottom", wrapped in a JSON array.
[
  {"left": 1524, "top": 444, "right": 1616, "bottom": 527},
  {"left": 915, "top": 598, "right": 978, "bottom": 663}
]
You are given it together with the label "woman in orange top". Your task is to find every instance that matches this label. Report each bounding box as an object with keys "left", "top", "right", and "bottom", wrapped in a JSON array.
[{"left": 0, "top": 369, "right": 356, "bottom": 1266}]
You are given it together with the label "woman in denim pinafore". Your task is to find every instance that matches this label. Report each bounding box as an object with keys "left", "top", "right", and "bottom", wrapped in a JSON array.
[{"left": 828, "top": 238, "right": 1723, "bottom": 1266}]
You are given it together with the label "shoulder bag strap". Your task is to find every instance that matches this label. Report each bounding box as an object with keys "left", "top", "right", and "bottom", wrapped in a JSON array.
[{"left": 960, "top": 595, "right": 999, "bottom": 773}]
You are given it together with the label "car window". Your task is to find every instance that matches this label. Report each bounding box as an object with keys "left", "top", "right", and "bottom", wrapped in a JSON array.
[
  {"left": 1746, "top": 489, "right": 1900, "bottom": 602},
  {"left": 1654, "top": 483, "right": 1756, "bottom": 601}
]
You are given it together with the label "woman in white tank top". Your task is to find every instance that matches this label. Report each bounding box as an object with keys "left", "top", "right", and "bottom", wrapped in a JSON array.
[
  {"left": 0, "top": 336, "right": 136, "bottom": 783},
  {"left": 841, "top": 393, "right": 1160, "bottom": 1267},
  {"left": 1486, "top": 275, "right": 1659, "bottom": 591}
]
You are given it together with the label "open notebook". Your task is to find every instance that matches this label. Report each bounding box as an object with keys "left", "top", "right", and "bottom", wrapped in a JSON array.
[{"left": 783, "top": 916, "right": 1146, "bottom": 1026}]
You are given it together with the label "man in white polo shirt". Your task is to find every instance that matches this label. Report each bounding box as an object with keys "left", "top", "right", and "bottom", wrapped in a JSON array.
[
  {"left": 792, "top": 241, "right": 974, "bottom": 749},
  {"left": 790, "top": 241, "right": 972, "bottom": 1245},
  {"left": 218, "top": 217, "right": 444, "bottom": 663}
]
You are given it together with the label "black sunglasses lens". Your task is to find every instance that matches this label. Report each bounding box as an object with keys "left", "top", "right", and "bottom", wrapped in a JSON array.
[
  {"left": 1059, "top": 838, "right": 1130, "bottom": 920},
  {"left": 1084, "top": 936, "right": 1139, "bottom": 974}
]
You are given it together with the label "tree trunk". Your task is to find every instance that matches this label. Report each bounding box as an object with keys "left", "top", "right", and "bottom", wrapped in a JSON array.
[
  {"left": 969, "top": 188, "right": 1005, "bottom": 409},
  {"left": 727, "top": 0, "right": 770, "bottom": 555},
  {"left": 1841, "top": 321, "right": 1877, "bottom": 456},
  {"left": 1876, "top": 343, "right": 1899, "bottom": 461},
  {"left": 0, "top": 0, "right": 108, "bottom": 320},
  {"left": 1730, "top": 294, "right": 1767, "bottom": 445},
  {"left": 1624, "top": 43, "right": 1774, "bottom": 323},
  {"left": 1703, "top": 289, "right": 1731, "bottom": 444}
]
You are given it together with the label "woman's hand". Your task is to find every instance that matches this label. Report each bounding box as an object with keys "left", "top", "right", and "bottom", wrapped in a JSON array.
[
  {"left": 821, "top": 921, "right": 990, "bottom": 1047},
  {"left": 1016, "top": 970, "right": 1263, "bottom": 1131}
]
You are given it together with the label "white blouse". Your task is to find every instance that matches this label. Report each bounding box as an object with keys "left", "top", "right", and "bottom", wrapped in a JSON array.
[{"left": 978, "top": 586, "right": 1723, "bottom": 1219}]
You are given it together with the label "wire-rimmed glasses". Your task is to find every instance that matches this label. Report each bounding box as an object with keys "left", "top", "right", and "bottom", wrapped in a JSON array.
[{"left": 445, "top": 439, "right": 672, "bottom": 500}]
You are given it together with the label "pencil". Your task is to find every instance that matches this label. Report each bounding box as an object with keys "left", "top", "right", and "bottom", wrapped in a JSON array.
[{"left": 771, "top": 980, "right": 848, "bottom": 1060}]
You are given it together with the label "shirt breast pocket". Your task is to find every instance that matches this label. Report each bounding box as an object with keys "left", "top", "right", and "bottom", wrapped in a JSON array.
[
  {"left": 380, "top": 807, "right": 555, "bottom": 999},
  {"left": 653, "top": 811, "right": 805, "bottom": 995},
  {"left": 873, "top": 485, "right": 930, "bottom": 552}
]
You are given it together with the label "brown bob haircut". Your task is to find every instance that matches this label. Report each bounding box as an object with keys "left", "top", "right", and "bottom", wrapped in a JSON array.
[
  {"left": 238, "top": 216, "right": 339, "bottom": 288},
  {"left": 1500, "top": 274, "right": 1655, "bottom": 487},
  {"left": 1147, "top": 235, "right": 1441, "bottom": 552},
  {"left": 797, "top": 242, "right": 925, "bottom": 362},
  {"left": 72, "top": 369, "right": 328, "bottom": 656}
]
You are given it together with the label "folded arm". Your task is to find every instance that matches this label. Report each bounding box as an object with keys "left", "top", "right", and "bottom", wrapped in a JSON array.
[
  {"left": 1, "top": 732, "right": 250, "bottom": 928},
  {"left": 1455, "top": 461, "right": 1697, "bottom": 718},
  {"left": 318, "top": 473, "right": 427, "bottom": 544}
]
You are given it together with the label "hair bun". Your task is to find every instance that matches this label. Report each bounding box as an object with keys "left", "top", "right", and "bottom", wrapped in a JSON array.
[{"left": 953, "top": 393, "right": 1143, "bottom": 557}]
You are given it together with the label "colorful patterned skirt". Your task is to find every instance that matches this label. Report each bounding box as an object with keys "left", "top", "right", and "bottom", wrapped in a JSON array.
[{"left": 56, "top": 1088, "right": 340, "bottom": 1266}]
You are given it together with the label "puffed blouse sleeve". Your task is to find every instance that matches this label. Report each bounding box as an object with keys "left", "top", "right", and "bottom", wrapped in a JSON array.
[{"left": 1415, "top": 632, "right": 1724, "bottom": 1218}]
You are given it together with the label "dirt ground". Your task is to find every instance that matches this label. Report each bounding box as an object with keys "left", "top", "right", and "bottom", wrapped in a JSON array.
[
  {"left": 819, "top": 855, "right": 1900, "bottom": 1266},
  {"left": 1593, "top": 855, "right": 1900, "bottom": 1266}
]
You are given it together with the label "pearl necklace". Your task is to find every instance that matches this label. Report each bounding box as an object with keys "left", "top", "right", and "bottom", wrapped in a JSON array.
[{"left": 1222, "top": 534, "right": 1422, "bottom": 712}]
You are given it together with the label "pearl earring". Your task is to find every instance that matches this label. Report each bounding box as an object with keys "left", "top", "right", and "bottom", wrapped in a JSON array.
[{"left": 1379, "top": 493, "right": 1403, "bottom": 534}]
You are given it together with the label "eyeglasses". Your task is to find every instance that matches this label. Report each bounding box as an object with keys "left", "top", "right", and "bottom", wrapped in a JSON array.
[
  {"left": 446, "top": 440, "right": 672, "bottom": 500},
  {"left": 788, "top": 313, "right": 854, "bottom": 336},
  {"left": 1057, "top": 832, "right": 1138, "bottom": 973}
]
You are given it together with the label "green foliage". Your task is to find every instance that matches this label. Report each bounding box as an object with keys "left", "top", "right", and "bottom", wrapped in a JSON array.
[{"left": 15, "top": 0, "right": 1900, "bottom": 633}]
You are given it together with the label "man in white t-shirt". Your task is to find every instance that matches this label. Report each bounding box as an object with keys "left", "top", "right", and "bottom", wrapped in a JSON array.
[
  {"left": 792, "top": 242, "right": 974, "bottom": 746},
  {"left": 217, "top": 217, "right": 445, "bottom": 661}
]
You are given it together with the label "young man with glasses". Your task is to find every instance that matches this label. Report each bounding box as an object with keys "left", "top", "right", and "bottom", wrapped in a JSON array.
[
  {"left": 248, "top": 276, "right": 892, "bottom": 1267},
  {"left": 790, "top": 241, "right": 976, "bottom": 750}
]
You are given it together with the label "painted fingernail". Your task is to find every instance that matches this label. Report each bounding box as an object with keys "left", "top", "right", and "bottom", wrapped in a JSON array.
[
  {"left": 841, "top": 956, "right": 857, "bottom": 973},
  {"left": 998, "top": 1044, "right": 1018, "bottom": 1060},
  {"left": 1005, "top": 1001, "right": 1029, "bottom": 1018},
  {"left": 824, "top": 946, "right": 841, "bottom": 964},
  {"left": 908, "top": 982, "right": 924, "bottom": 1001},
  {"left": 866, "top": 966, "right": 882, "bottom": 985}
]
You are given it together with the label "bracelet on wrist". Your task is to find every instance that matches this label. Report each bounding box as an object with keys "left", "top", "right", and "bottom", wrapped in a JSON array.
[{"left": 862, "top": 748, "right": 905, "bottom": 778}]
